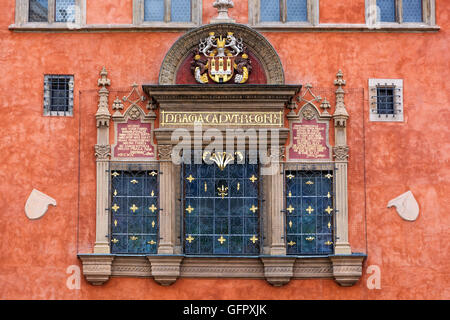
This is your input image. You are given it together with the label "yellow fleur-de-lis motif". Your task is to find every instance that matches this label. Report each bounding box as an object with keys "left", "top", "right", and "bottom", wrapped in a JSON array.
[
  {"left": 149, "top": 171, "right": 158, "bottom": 176},
  {"left": 218, "top": 236, "right": 226, "bottom": 244},
  {"left": 288, "top": 241, "right": 296, "bottom": 246},
  {"left": 111, "top": 238, "right": 119, "bottom": 244},
  {"left": 130, "top": 236, "right": 138, "bottom": 241},
  {"left": 186, "top": 235, "right": 195, "bottom": 243},
  {"left": 111, "top": 172, "right": 120, "bottom": 177},
  {"left": 186, "top": 205, "right": 194, "bottom": 214},
  {"left": 130, "top": 179, "right": 138, "bottom": 184}
]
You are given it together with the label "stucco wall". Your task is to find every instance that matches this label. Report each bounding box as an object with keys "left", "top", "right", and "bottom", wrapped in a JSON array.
[{"left": 0, "top": 0, "right": 448, "bottom": 299}]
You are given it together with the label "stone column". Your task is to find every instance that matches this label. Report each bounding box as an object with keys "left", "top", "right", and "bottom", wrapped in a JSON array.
[
  {"left": 157, "top": 145, "right": 175, "bottom": 254},
  {"left": 332, "top": 70, "right": 352, "bottom": 255},
  {"left": 94, "top": 67, "right": 111, "bottom": 254},
  {"left": 266, "top": 146, "right": 286, "bottom": 256}
]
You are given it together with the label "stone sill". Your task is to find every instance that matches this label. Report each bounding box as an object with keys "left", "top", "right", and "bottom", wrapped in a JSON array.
[
  {"left": 78, "top": 253, "right": 366, "bottom": 287},
  {"left": 9, "top": 23, "right": 439, "bottom": 33}
]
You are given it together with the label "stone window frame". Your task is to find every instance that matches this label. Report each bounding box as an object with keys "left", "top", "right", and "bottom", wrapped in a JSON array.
[
  {"left": 14, "top": 0, "right": 86, "bottom": 27},
  {"left": 132, "top": 0, "right": 202, "bottom": 28},
  {"left": 365, "top": 0, "right": 436, "bottom": 27},
  {"left": 369, "top": 78, "right": 404, "bottom": 122},
  {"left": 249, "top": 0, "right": 320, "bottom": 27},
  {"left": 43, "top": 74, "right": 74, "bottom": 117}
]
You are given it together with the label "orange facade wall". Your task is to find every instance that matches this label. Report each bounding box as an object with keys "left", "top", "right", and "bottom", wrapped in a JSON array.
[{"left": 0, "top": 1, "right": 449, "bottom": 300}]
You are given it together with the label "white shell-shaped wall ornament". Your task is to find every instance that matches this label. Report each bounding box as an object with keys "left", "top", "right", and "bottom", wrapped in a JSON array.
[
  {"left": 387, "top": 190, "right": 419, "bottom": 221},
  {"left": 25, "top": 189, "right": 57, "bottom": 220}
]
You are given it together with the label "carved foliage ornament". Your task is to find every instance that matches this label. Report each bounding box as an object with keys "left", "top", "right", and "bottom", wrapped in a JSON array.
[
  {"left": 333, "top": 146, "right": 349, "bottom": 161},
  {"left": 191, "top": 32, "right": 252, "bottom": 84}
]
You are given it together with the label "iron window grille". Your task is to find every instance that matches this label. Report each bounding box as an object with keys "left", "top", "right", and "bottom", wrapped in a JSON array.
[
  {"left": 181, "top": 152, "right": 262, "bottom": 256},
  {"left": 283, "top": 163, "right": 336, "bottom": 255},
  {"left": 43, "top": 75, "right": 74, "bottom": 116},
  {"left": 108, "top": 162, "right": 160, "bottom": 254}
]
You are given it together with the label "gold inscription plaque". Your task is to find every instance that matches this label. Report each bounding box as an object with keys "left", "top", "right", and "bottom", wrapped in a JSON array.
[{"left": 160, "top": 111, "right": 283, "bottom": 127}]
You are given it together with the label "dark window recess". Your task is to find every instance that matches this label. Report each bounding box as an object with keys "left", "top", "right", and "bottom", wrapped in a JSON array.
[
  {"left": 376, "top": 86, "right": 395, "bottom": 115},
  {"left": 182, "top": 153, "right": 261, "bottom": 256},
  {"left": 285, "top": 169, "right": 334, "bottom": 255},
  {"left": 29, "top": 0, "right": 49, "bottom": 22},
  {"left": 44, "top": 75, "right": 73, "bottom": 116},
  {"left": 110, "top": 169, "right": 159, "bottom": 254}
]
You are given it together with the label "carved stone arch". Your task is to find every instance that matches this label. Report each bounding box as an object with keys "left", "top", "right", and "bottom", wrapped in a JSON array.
[{"left": 158, "top": 23, "right": 285, "bottom": 85}]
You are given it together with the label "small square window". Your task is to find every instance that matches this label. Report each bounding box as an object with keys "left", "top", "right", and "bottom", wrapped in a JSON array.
[
  {"left": 369, "top": 79, "right": 403, "bottom": 122},
  {"left": 44, "top": 75, "right": 74, "bottom": 116}
]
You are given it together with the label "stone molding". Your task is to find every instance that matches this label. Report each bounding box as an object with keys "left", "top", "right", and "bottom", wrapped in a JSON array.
[
  {"left": 78, "top": 254, "right": 365, "bottom": 286},
  {"left": 157, "top": 23, "right": 285, "bottom": 85}
]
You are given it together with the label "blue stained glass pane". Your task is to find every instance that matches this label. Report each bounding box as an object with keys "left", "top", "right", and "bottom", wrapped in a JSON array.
[
  {"left": 287, "top": 0, "right": 308, "bottom": 22},
  {"left": 260, "top": 0, "right": 280, "bottom": 22},
  {"left": 111, "top": 170, "right": 159, "bottom": 254},
  {"left": 403, "top": 0, "right": 423, "bottom": 22},
  {"left": 55, "top": 0, "right": 76, "bottom": 22},
  {"left": 183, "top": 156, "right": 260, "bottom": 256},
  {"left": 29, "top": 0, "right": 48, "bottom": 22},
  {"left": 286, "top": 170, "right": 334, "bottom": 255},
  {"left": 144, "top": 0, "right": 165, "bottom": 21},
  {"left": 171, "top": 0, "right": 191, "bottom": 22},
  {"left": 377, "top": 0, "right": 396, "bottom": 22}
]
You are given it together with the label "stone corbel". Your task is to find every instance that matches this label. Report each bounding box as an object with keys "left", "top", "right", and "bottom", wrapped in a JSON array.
[
  {"left": 330, "top": 255, "right": 365, "bottom": 287},
  {"left": 261, "top": 257, "right": 296, "bottom": 286},
  {"left": 78, "top": 255, "right": 115, "bottom": 286},
  {"left": 147, "top": 256, "right": 184, "bottom": 286}
]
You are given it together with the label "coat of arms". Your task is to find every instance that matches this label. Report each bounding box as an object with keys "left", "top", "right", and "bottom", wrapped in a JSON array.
[{"left": 191, "top": 32, "right": 252, "bottom": 84}]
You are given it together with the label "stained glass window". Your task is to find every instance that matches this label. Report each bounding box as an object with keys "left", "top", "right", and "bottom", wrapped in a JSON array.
[
  {"left": 287, "top": 0, "right": 308, "bottom": 22},
  {"left": 377, "top": 0, "right": 396, "bottom": 22},
  {"left": 55, "top": 0, "right": 76, "bottom": 22},
  {"left": 144, "top": 0, "right": 165, "bottom": 21},
  {"left": 285, "top": 169, "right": 334, "bottom": 255},
  {"left": 403, "top": 0, "right": 423, "bottom": 22},
  {"left": 260, "top": 0, "right": 280, "bottom": 22},
  {"left": 29, "top": 0, "right": 48, "bottom": 22},
  {"left": 171, "top": 0, "right": 191, "bottom": 22},
  {"left": 110, "top": 169, "right": 159, "bottom": 254},
  {"left": 182, "top": 154, "right": 260, "bottom": 255}
]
